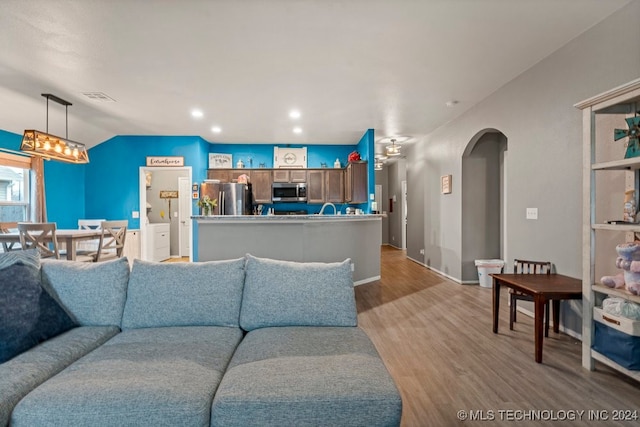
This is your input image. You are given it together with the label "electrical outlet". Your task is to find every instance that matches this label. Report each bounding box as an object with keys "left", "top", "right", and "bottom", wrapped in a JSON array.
[
  {"left": 419, "top": 249, "right": 425, "bottom": 255},
  {"left": 526, "top": 208, "right": 538, "bottom": 220},
  {"left": 132, "top": 211, "right": 139, "bottom": 218},
  {"left": 351, "top": 263, "right": 355, "bottom": 272}
]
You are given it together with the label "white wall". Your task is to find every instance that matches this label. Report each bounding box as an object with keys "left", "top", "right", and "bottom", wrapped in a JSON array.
[
  {"left": 408, "top": 1, "right": 640, "bottom": 278},
  {"left": 406, "top": 1, "right": 640, "bottom": 332}
]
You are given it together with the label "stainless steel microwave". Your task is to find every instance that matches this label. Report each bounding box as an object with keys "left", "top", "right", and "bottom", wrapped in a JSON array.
[{"left": 272, "top": 182, "right": 307, "bottom": 202}]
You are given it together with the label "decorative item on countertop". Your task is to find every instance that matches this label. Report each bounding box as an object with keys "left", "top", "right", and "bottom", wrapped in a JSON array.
[
  {"left": 320, "top": 162, "right": 327, "bottom": 168},
  {"left": 600, "top": 242, "right": 640, "bottom": 295},
  {"left": 236, "top": 159, "right": 244, "bottom": 168},
  {"left": 196, "top": 195, "right": 217, "bottom": 216},
  {"left": 615, "top": 115, "right": 640, "bottom": 159},
  {"left": 348, "top": 151, "right": 361, "bottom": 162},
  {"left": 334, "top": 158, "right": 341, "bottom": 168},
  {"left": 624, "top": 189, "right": 637, "bottom": 223}
]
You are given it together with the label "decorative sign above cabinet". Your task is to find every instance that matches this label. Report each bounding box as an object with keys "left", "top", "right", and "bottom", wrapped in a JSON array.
[
  {"left": 209, "top": 153, "right": 232, "bottom": 169},
  {"left": 274, "top": 147, "right": 307, "bottom": 168},
  {"left": 146, "top": 156, "right": 184, "bottom": 167}
]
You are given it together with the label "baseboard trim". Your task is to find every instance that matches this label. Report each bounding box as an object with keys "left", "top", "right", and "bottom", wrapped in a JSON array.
[
  {"left": 354, "top": 276, "right": 381, "bottom": 286},
  {"left": 516, "top": 307, "right": 582, "bottom": 341},
  {"left": 406, "top": 256, "right": 465, "bottom": 285}
]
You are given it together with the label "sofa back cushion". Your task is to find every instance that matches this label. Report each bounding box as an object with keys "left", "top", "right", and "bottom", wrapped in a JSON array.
[
  {"left": 41, "top": 257, "right": 130, "bottom": 327},
  {"left": 121, "top": 258, "right": 246, "bottom": 329},
  {"left": 0, "top": 250, "right": 76, "bottom": 363},
  {"left": 240, "top": 254, "right": 357, "bottom": 331}
]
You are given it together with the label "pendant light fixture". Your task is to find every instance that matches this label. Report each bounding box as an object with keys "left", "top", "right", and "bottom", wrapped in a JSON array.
[
  {"left": 386, "top": 138, "right": 401, "bottom": 157},
  {"left": 20, "top": 93, "right": 89, "bottom": 164}
]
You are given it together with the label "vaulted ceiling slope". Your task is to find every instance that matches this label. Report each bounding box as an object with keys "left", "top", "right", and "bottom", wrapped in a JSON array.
[{"left": 0, "top": 0, "right": 632, "bottom": 149}]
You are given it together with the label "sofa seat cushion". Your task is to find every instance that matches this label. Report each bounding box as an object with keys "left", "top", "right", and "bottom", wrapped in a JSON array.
[
  {"left": 240, "top": 254, "right": 357, "bottom": 331},
  {"left": 11, "top": 326, "right": 243, "bottom": 427},
  {"left": 211, "top": 327, "right": 403, "bottom": 427},
  {"left": 0, "top": 326, "right": 119, "bottom": 427},
  {"left": 41, "top": 257, "right": 130, "bottom": 326},
  {"left": 121, "top": 258, "right": 246, "bottom": 329}
]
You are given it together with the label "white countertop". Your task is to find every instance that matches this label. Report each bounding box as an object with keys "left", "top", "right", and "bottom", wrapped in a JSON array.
[{"left": 193, "top": 214, "right": 383, "bottom": 222}]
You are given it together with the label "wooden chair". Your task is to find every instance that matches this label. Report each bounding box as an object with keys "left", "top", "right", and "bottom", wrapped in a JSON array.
[
  {"left": 510, "top": 259, "right": 552, "bottom": 336},
  {"left": 0, "top": 221, "right": 20, "bottom": 253},
  {"left": 94, "top": 220, "right": 128, "bottom": 262},
  {"left": 17, "top": 222, "right": 60, "bottom": 259},
  {"left": 77, "top": 219, "right": 105, "bottom": 253}
]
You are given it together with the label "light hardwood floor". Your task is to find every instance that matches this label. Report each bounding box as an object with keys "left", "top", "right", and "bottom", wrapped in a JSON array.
[{"left": 355, "top": 246, "right": 640, "bottom": 427}]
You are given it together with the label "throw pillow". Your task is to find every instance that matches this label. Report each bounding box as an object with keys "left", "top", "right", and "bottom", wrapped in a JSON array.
[
  {"left": 0, "top": 250, "right": 76, "bottom": 363},
  {"left": 239, "top": 254, "right": 357, "bottom": 331}
]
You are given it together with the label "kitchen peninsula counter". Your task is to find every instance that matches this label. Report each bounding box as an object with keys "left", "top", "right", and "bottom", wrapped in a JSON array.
[{"left": 193, "top": 215, "right": 382, "bottom": 284}]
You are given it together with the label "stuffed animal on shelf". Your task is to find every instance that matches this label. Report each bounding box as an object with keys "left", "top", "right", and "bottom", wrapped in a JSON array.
[{"left": 601, "top": 242, "right": 640, "bottom": 295}]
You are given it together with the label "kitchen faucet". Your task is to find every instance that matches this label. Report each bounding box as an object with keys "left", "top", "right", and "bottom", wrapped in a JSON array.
[{"left": 318, "top": 202, "right": 337, "bottom": 215}]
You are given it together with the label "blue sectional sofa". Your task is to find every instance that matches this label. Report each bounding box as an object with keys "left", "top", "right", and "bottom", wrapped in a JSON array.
[{"left": 0, "top": 252, "right": 402, "bottom": 426}]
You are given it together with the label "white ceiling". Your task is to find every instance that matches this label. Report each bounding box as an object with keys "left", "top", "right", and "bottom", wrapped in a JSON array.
[{"left": 0, "top": 0, "right": 632, "bottom": 153}]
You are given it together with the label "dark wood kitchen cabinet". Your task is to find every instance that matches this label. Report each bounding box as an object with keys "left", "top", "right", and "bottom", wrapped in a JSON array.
[
  {"left": 307, "top": 170, "right": 325, "bottom": 203},
  {"left": 207, "top": 169, "right": 247, "bottom": 182},
  {"left": 325, "top": 169, "right": 344, "bottom": 203},
  {"left": 273, "top": 169, "right": 307, "bottom": 183},
  {"left": 344, "top": 162, "right": 367, "bottom": 203},
  {"left": 250, "top": 169, "right": 272, "bottom": 204}
]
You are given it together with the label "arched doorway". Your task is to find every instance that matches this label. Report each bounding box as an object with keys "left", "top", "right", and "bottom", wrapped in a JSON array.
[{"left": 461, "top": 129, "right": 508, "bottom": 282}]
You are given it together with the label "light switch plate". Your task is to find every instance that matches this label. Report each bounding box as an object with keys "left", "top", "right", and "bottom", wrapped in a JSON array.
[{"left": 526, "top": 207, "right": 538, "bottom": 220}]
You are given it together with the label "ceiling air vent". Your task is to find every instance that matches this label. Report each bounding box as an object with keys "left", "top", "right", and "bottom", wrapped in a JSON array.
[{"left": 82, "top": 92, "right": 116, "bottom": 102}]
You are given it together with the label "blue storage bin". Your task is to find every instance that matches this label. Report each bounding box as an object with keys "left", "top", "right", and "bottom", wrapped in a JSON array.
[{"left": 593, "top": 321, "right": 640, "bottom": 370}]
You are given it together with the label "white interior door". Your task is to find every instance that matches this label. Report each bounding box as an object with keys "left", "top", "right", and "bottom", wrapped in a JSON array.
[
  {"left": 178, "top": 177, "right": 191, "bottom": 257},
  {"left": 401, "top": 180, "right": 407, "bottom": 250}
]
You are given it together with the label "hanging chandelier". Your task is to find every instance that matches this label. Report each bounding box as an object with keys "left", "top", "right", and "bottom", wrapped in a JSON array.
[
  {"left": 20, "top": 93, "right": 89, "bottom": 164},
  {"left": 386, "top": 138, "right": 401, "bottom": 157}
]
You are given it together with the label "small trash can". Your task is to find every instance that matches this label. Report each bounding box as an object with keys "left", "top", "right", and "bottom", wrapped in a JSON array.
[{"left": 474, "top": 259, "right": 505, "bottom": 288}]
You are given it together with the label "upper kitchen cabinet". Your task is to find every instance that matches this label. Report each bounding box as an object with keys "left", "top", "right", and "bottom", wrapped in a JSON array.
[
  {"left": 325, "top": 169, "right": 344, "bottom": 203},
  {"left": 344, "top": 162, "right": 368, "bottom": 203},
  {"left": 250, "top": 169, "right": 272, "bottom": 204},
  {"left": 273, "top": 169, "right": 307, "bottom": 183},
  {"left": 306, "top": 169, "right": 345, "bottom": 204},
  {"left": 207, "top": 169, "right": 246, "bottom": 183},
  {"left": 307, "top": 170, "right": 326, "bottom": 204}
]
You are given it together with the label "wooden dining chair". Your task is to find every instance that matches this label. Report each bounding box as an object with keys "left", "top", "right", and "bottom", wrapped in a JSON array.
[
  {"left": 94, "top": 220, "right": 128, "bottom": 262},
  {"left": 17, "top": 222, "right": 60, "bottom": 259},
  {"left": 510, "top": 259, "right": 552, "bottom": 336},
  {"left": 0, "top": 221, "right": 20, "bottom": 253},
  {"left": 77, "top": 219, "right": 105, "bottom": 253}
]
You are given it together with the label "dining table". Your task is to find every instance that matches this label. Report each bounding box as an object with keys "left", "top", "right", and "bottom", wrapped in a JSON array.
[
  {"left": 0, "top": 229, "right": 103, "bottom": 260},
  {"left": 491, "top": 273, "right": 583, "bottom": 363}
]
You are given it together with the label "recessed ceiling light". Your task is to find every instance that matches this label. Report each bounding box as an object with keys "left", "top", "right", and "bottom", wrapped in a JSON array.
[
  {"left": 445, "top": 100, "right": 459, "bottom": 107},
  {"left": 293, "top": 127, "right": 302, "bottom": 134},
  {"left": 289, "top": 110, "right": 301, "bottom": 119},
  {"left": 211, "top": 126, "right": 222, "bottom": 134},
  {"left": 191, "top": 109, "right": 204, "bottom": 118}
]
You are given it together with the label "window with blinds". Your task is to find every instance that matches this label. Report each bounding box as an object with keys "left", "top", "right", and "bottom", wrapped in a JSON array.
[{"left": 0, "top": 152, "right": 31, "bottom": 222}]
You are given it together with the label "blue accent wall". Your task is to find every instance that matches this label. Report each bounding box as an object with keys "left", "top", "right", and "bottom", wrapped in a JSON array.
[
  {"left": 355, "top": 129, "right": 375, "bottom": 211},
  {"left": 2, "top": 128, "right": 375, "bottom": 230},
  {"left": 85, "top": 135, "right": 209, "bottom": 230},
  {"left": 208, "top": 143, "right": 357, "bottom": 169}
]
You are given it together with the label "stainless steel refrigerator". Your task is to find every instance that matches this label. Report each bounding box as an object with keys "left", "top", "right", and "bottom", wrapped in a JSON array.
[{"left": 200, "top": 182, "right": 253, "bottom": 215}]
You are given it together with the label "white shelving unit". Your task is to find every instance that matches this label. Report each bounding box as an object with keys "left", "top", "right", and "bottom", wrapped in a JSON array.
[{"left": 576, "top": 77, "right": 640, "bottom": 381}]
